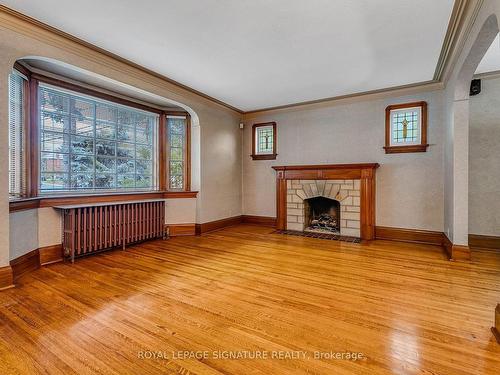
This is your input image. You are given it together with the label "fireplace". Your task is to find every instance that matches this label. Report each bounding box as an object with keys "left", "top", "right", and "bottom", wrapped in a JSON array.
[
  {"left": 272, "top": 163, "right": 379, "bottom": 240},
  {"left": 304, "top": 197, "right": 341, "bottom": 234}
]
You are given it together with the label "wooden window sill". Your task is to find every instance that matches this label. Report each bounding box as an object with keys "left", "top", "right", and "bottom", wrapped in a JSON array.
[
  {"left": 251, "top": 153, "right": 278, "bottom": 160},
  {"left": 9, "top": 191, "right": 198, "bottom": 212},
  {"left": 383, "top": 144, "right": 429, "bottom": 154}
]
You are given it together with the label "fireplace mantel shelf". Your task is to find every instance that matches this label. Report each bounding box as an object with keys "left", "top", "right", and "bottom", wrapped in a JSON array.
[
  {"left": 272, "top": 163, "right": 379, "bottom": 171},
  {"left": 273, "top": 163, "right": 379, "bottom": 240}
]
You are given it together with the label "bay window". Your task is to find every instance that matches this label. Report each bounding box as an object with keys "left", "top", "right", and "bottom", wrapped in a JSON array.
[{"left": 8, "top": 64, "right": 193, "bottom": 206}]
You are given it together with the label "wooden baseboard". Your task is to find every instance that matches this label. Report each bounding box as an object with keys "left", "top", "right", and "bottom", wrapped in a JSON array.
[
  {"left": 469, "top": 234, "right": 500, "bottom": 250},
  {"left": 241, "top": 215, "right": 277, "bottom": 227},
  {"left": 195, "top": 216, "right": 243, "bottom": 235},
  {"left": 0, "top": 266, "right": 14, "bottom": 290},
  {"left": 39, "top": 244, "right": 64, "bottom": 265},
  {"left": 166, "top": 223, "right": 196, "bottom": 236},
  {"left": 375, "top": 226, "right": 444, "bottom": 246},
  {"left": 443, "top": 234, "right": 471, "bottom": 261},
  {"left": 10, "top": 249, "right": 40, "bottom": 281}
]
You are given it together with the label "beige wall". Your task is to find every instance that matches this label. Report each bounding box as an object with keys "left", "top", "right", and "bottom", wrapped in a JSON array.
[
  {"left": 0, "top": 14, "right": 241, "bottom": 265},
  {"left": 242, "top": 90, "right": 445, "bottom": 232},
  {"left": 469, "top": 76, "right": 500, "bottom": 236},
  {"left": 9, "top": 210, "right": 38, "bottom": 260}
]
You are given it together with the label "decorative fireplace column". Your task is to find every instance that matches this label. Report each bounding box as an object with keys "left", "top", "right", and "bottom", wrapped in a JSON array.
[{"left": 272, "top": 163, "right": 379, "bottom": 240}]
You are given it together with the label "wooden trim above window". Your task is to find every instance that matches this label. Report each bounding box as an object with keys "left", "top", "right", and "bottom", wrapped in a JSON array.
[
  {"left": 251, "top": 121, "right": 277, "bottom": 160},
  {"left": 384, "top": 101, "right": 428, "bottom": 154}
]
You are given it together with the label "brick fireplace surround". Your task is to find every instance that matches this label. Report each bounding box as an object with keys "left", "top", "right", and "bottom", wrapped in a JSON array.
[{"left": 272, "top": 164, "right": 379, "bottom": 240}]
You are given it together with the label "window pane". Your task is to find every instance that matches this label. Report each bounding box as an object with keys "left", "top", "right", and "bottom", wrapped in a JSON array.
[
  {"left": 41, "top": 173, "right": 69, "bottom": 190},
  {"left": 96, "top": 140, "right": 116, "bottom": 156},
  {"left": 96, "top": 157, "right": 116, "bottom": 173},
  {"left": 117, "top": 142, "right": 134, "bottom": 158},
  {"left": 256, "top": 126, "right": 274, "bottom": 154},
  {"left": 70, "top": 155, "right": 94, "bottom": 172},
  {"left": 169, "top": 175, "right": 183, "bottom": 190},
  {"left": 42, "top": 132, "right": 69, "bottom": 153},
  {"left": 117, "top": 158, "right": 135, "bottom": 174},
  {"left": 41, "top": 111, "right": 70, "bottom": 133},
  {"left": 96, "top": 174, "right": 115, "bottom": 189},
  {"left": 40, "top": 88, "right": 69, "bottom": 114},
  {"left": 71, "top": 136, "right": 94, "bottom": 155},
  {"left": 71, "top": 174, "right": 93, "bottom": 189},
  {"left": 41, "top": 153, "right": 69, "bottom": 172},
  {"left": 39, "top": 84, "right": 158, "bottom": 193},
  {"left": 167, "top": 116, "right": 186, "bottom": 190},
  {"left": 390, "top": 108, "right": 421, "bottom": 145}
]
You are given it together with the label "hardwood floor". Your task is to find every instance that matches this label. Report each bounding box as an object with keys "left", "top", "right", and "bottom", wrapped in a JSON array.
[{"left": 1, "top": 224, "right": 499, "bottom": 374}]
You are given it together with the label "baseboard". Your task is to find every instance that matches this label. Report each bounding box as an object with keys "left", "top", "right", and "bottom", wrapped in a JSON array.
[
  {"left": 10, "top": 249, "right": 40, "bottom": 281},
  {"left": 0, "top": 265, "right": 14, "bottom": 290},
  {"left": 195, "top": 216, "right": 243, "bottom": 235},
  {"left": 376, "top": 226, "right": 472, "bottom": 261},
  {"left": 241, "top": 215, "right": 277, "bottom": 227},
  {"left": 375, "top": 226, "right": 444, "bottom": 246},
  {"left": 469, "top": 234, "right": 500, "bottom": 250},
  {"left": 443, "top": 234, "right": 471, "bottom": 261},
  {"left": 166, "top": 223, "right": 196, "bottom": 236},
  {"left": 39, "top": 244, "right": 64, "bottom": 265}
]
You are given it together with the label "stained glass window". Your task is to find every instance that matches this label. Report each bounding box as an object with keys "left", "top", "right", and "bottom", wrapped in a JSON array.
[
  {"left": 167, "top": 116, "right": 187, "bottom": 190},
  {"left": 389, "top": 107, "right": 421, "bottom": 146},
  {"left": 252, "top": 122, "right": 276, "bottom": 160},
  {"left": 256, "top": 126, "right": 274, "bottom": 154}
]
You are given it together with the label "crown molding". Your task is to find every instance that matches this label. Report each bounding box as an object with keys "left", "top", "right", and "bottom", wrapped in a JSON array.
[
  {"left": 433, "top": 0, "right": 485, "bottom": 82},
  {"left": 474, "top": 69, "right": 500, "bottom": 80},
  {"left": 241, "top": 81, "right": 443, "bottom": 119},
  {"left": 0, "top": 5, "right": 243, "bottom": 114}
]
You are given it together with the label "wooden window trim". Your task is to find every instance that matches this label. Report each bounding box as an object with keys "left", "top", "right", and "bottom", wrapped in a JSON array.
[
  {"left": 9, "top": 191, "right": 199, "bottom": 212},
  {"left": 384, "top": 101, "right": 429, "bottom": 154},
  {"left": 9, "top": 64, "right": 194, "bottom": 211},
  {"left": 251, "top": 122, "right": 277, "bottom": 160}
]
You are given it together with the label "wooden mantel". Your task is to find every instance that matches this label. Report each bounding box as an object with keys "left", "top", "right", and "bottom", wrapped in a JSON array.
[{"left": 272, "top": 163, "right": 380, "bottom": 240}]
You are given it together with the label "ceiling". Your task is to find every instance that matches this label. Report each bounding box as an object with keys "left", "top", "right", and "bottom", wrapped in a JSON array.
[
  {"left": 2, "top": 0, "right": 455, "bottom": 112},
  {"left": 475, "top": 34, "right": 500, "bottom": 75}
]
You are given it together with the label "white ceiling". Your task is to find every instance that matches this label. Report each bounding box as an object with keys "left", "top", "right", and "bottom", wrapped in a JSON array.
[
  {"left": 2, "top": 0, "right": 454, "bottom": 111},
  {"left": 475, "top": 34, "right": 500, "bottom": 74}
]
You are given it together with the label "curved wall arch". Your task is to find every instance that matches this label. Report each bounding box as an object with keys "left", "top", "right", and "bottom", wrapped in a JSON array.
[{"left": 443, "top": 1, "right": 500, "bottom": 246}]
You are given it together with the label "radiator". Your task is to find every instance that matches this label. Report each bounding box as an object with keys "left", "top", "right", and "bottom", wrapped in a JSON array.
[{"left": 58, "top": 199, "right": 166, "bottom": 262}]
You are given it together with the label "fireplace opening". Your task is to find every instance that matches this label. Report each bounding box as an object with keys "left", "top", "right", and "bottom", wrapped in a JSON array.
[{"left": 304, "top": 196, "right": 341, "bottom": 234}]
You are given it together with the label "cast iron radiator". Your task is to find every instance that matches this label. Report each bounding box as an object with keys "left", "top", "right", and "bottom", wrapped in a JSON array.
[{"left": 57, "top": 199, "right": 166, "bottom": 262}]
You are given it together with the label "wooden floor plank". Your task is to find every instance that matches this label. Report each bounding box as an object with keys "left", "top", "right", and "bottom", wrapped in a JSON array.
[{"left": 0, "top": 224, "right": 499, "bottom": 374}]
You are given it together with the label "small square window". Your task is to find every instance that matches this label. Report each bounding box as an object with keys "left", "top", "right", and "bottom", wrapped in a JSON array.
[
  {"left": 251, "top": 122, "right": 277, "bottom": 160},
  {"left": 384, "top": 102, "right": 428, "bottom": 154}
]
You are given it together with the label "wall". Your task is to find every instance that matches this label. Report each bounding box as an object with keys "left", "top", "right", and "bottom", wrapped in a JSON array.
[
  {"left": 0, "top": 11, "right": 242, "bottom": 265},
  {"left": 469, "top": 76, "right": 500, "bottom": 236},
  {"left": 9, "top": 210, "right": 38, "bottom": 260},
  {"left": 242, "top": 89, "right": 445, "bottom": 232}
]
